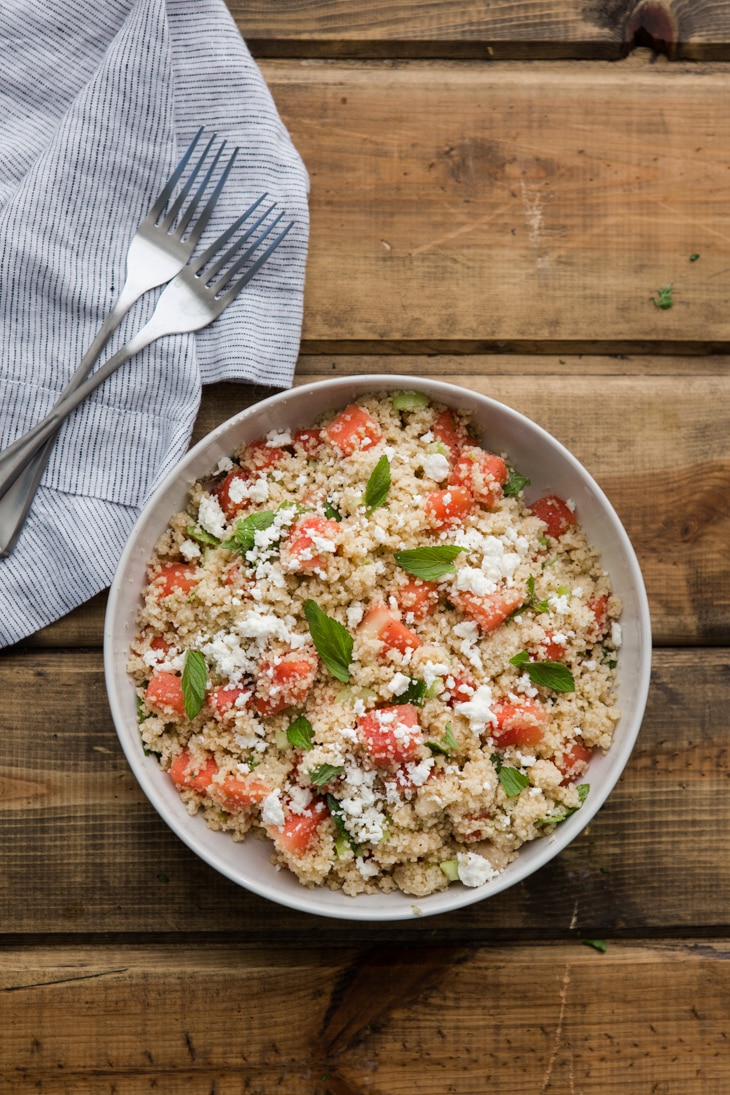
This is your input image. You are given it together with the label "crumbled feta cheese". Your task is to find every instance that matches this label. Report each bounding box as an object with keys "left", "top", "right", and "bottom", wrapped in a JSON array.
[
  {"left": 386, "top": 672, "right": 411, "bottom": 696},
  {"left": 214, "top": 456, "right": 234, "bottom": 473},
  {"left": 548, "top": 593, "right": 570, "bottom": 614},
  {"left": 356, "top": 856, "right": 380, "bottom": 879},
  {"left": 513, "top": 673, "right": 539, "bottom": 698},
  {"left": 287, "top": 785, "right": 313, "bottom": 814},
  {"left": 179, "top": 538, "right": 201, "bottom": 561},
  {"left": 422, "top": 660, "right": 450, "bottom": 687},
  {"left": 457, "top": 852, "right": 497, "bottom": 887},
  {"left": 405, "top": 757, "right": 434, "bottom": 786},
  {"left": 200, "top": 632, "right": 252, "bottom": 681},
  {"left": 198, "top": 494, "right": 227, "bottom": 539},
  {"left": 611, "top": 622, "right": 622, "bottom": 647},
  {"left": 455, "top": 684, "right": 496, "bottom": 733},
  {"left": 236, "top": 609, "right": 290, "bottom": 644},
  {"left": 311, "top": 532, "right": 337, "bottom": 553},
  {"left": 234, "top": 733, "right": 257, "bottom": 750},
  {"left": 142, "top": 647, "right": 169, "bottom": 667},
  {"left": 248, "top": 477, "right": 269, "bottom": 503},
  {"left": 227, "top": 477, "right": 249, "bottom": 506},
  {"left": 346, "top": 603, "right": 365, "bottom": 628},
  {"left": 261, "top": 790, "right": 285, "bottom": 827},
  {"left": 266, "top": 428, "right": 291, "bottom": 447},
  {"left": 422, "top": 452, "right": 450, "bottom": 482},
  {"left": 454, "top": 566, "right": 496, "bottom": 597}
]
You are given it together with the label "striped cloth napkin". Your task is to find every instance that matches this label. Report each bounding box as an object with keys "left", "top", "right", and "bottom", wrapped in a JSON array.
[{"left": 0, "top": 0, "right": 309, "bottom": 648}]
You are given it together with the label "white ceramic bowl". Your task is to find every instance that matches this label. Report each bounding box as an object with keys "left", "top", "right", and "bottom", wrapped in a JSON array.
[{"left": 104, "top": 375, "right": 652, "bottom": 921}]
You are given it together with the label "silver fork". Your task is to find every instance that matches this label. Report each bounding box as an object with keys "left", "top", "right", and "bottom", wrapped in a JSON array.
[
  {"left": 0, "top": 208, "right": 294, "bottom": 546},
  {"left": 0, "top": 127, "right": 250, "bottom": 556}
]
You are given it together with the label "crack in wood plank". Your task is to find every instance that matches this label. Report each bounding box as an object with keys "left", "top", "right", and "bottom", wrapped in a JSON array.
[
  {"left": 3, "top": 968, "right": 129, "bottom": 992},
  {"left": 319, "top": 945, "right": 472, "bottom": 1057},
  {"left": 540, "top": 961, "right": 574, "bottom": 1094}
]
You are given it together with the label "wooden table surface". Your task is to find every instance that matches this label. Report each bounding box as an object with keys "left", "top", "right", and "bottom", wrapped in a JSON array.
[{"left": 3, "top": 3, "right": 730, "bottom": 1092}]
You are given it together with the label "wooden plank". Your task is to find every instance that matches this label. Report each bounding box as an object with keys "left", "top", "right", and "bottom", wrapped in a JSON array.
[
  {"left": 259, "top": 56, "right": 730, "bottom": 348},
  {"left": 2, "top": 941, "right": 729, "bottom": 1092},
  {"left": 229, "top": 1, "right": 730, "bottom": 60},
  {"left": 0, "top": 648, "right": 727, "bottom": 938},
  {"left": 22, "top": 364, "right": 730, "bottom": 649}
]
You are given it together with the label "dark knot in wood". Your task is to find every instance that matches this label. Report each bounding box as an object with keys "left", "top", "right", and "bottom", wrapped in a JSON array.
[{"left": 625, "top": 1, "right": 678, "bottom": 58}]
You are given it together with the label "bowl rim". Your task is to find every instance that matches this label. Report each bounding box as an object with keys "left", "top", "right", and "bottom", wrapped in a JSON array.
[{"left": 104, "top": 374, "right": 652, "bottom": 921}]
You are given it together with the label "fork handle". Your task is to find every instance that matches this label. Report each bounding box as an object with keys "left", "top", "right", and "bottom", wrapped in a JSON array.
[
  {"left": 0, "top": 320, "right": 160, "bottom": 504},
  {"left": 0, "top": 278, "right": 148, "bottom": 555}
]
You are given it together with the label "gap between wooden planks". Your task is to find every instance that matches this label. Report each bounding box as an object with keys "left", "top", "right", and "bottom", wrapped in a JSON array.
[
  {"left": 2, "top": 941, "right": 729, "bottom": 1093},
  {"left": 0, "top": 648, "right": 727, "bottom": 936},
  {"left": 257, "top": 55, "right": 730, "bottom": 348}
]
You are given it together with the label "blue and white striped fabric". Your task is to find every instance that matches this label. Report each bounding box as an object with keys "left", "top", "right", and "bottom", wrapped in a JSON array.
[{"left": 0, "top": 0, "right": 309, "bottom": 647}]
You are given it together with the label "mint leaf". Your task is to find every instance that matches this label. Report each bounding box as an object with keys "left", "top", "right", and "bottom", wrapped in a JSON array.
[
  {"left": 525, "top": 660, "right": 575, "bottom": 692},
  {"left": 582, "top": 938, "right": 607, "bottom": 953},
  {"left": 181, "top": 650, "right": 207, "bottom": 719},
  {"left": 537, "top": 783, "right": 590, "bottom": 826},
  {"left": 286, "top": 715, "right": 315, "bottom": 751},
  {"left": 498, "top": 766, "right": 530, "bottom": 797},
  {"left": 510, "top": 651, "right": 530, "bottom": 668},
  {"left": 395, "top": 545, "right": 467, "bottom": 581},
  {"left": 364, "top": 454, "right": 391, "bottom": 514},
  {"left": 304, "top": 600, "right": 353, "bottom": 683},
  {"left": 652, "top": 284, "right": 673, "bottom": 310},
  {"left": 221, "top": 510, "right": 276, "bottom": 554},
  {"left": 524, "top": 575, "right": 549, "bottom": 613},
  {"left": 503, "top": 466, "right": 531, "bottom": 497},
  {"left": 309, "top": 763, "right": 345, "bottom": 787},
  {"left": 393, "top": 677, "right": 428, "bottom": 707},
  {"left": 509, "top": 650, "right": 575, "bottom": 693},
  {"left": 426, "top": 722, "right": 458, "bottom": 756},
  {"left": 323, "top": 499, "right": 342, "bottom": 521}
]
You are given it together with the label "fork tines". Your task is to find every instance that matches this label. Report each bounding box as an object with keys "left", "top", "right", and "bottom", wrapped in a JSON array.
[
  {"left": 189, "top": 203, "right": 294, "bottom": 305},
  {"left": 146, "top": 128, "right": 240, "bottom": 248}
]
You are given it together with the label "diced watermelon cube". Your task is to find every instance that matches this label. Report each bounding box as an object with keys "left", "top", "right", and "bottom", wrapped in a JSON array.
[
  {"left": 255, "top": 652, "right": 318, "bottom": 716},
  {"left": 359, "top": 603, "right": 423, "bottom": 655},
  {"left": 169, "top": 751, "right": 219, "bottom": 791},
  {"left": 323, "top": 405, "right": 382, "bottom": 455},
  {"left": 449, "top": 447, "right": 508, "bottom": 509},
  {"left": 450, "top": 587, "right": 524, "bottom": 633},
  {"left": 145, "top": 671, "right": 186, "bottom": 717},
  {"left": 150, "top": 562, "right": 198, "bottom": 598},
  {"left": 357, "top": 704, "right": 423, "bottom": 765},
  {"left": 528, "top": 495, "right": 577, "bottom": 539},
  {"left": 491, "top": 699, "right": 548, "bottom": 747},
  {"left": 424, "top": 486, "right": 474, "bottom": 528}
]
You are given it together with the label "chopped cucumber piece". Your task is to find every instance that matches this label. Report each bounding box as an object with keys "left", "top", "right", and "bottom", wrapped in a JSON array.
[
  {"left": 440, "top": 859, "right": 459, "bottom": 882},
  {"left": 392, "top": 390, "right": 428, "bottom": 411}
]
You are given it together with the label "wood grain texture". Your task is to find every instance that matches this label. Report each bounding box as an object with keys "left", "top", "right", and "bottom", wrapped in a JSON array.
[
  {"left": 259, "top": 55, "right": 730, "bottom": 349},
  {"left": 1, "top": 648, "right": 727, "bottom": 938},
  {"left": 2, "top": 941, "right": 729, "bottom": 1092},
  {"left": 21, "top": 363, "right": 729, "bottom": 649},
  {"left": 230, "top": 0, "right": 730, "bottom": 60}
]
